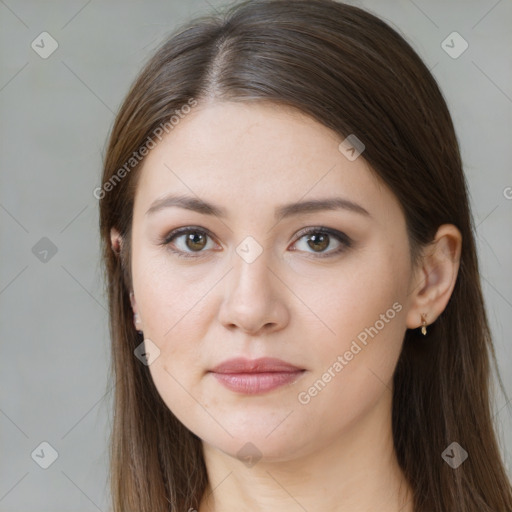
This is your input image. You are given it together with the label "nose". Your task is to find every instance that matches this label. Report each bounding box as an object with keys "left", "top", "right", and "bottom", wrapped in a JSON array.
[{"left": 217, "top": 247, "right": 290, "bottom": 336}]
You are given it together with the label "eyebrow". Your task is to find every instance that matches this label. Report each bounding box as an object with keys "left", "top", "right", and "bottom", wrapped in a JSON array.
[{"left": 145, "top": 194, "right": 371, "bottom": 221}]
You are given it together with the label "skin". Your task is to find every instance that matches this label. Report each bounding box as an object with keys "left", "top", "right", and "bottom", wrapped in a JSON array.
[{"left": 111, "top": 100, "right": 462, "bottom": 512}]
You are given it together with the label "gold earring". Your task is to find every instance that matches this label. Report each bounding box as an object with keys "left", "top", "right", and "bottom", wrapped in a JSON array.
[{"left": 420, "top": 313, "right": 428, "bottom": 335}]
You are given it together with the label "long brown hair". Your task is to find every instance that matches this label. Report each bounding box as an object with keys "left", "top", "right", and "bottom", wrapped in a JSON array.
[{"left": 98, "top": 1, "right": 512, "bottom": 510}]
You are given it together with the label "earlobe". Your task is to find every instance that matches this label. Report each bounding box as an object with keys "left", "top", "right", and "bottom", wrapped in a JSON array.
[
  {"left": 129, "top": 290, "right": 143, "bottom": 333},
  {"left": 405, "top": 224, "right": 462, "bottom": 332}
]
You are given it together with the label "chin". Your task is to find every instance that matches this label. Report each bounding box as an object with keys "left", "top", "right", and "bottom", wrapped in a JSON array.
[{"left": 197, "top": 412, "right": 314, "bottom": 464}]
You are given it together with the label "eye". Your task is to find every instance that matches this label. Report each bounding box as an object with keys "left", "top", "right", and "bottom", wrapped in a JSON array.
[
  {"left": 160, "top": 227, "right": 218, "bottom": 259},
  {"left": 291, "top": 227, "right": 352, "bottom": 258},
  {"left": 160, "top": 226, "right": 352, "bottom": 259}
]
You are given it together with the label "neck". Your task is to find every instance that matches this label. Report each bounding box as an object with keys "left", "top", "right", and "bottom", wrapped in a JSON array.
[{"left": 198, "top": 390, "right": 413, "bottom": 512}]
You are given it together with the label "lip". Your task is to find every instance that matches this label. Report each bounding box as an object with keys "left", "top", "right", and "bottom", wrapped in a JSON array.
[
  {"left": 210, "top": 357, "right": 303, "bottom": 374},
  {"left": 209, "top": 357, "right": 306, "bottom": 394}
]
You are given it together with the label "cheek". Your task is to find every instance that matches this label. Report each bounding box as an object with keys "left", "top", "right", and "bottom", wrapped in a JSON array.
[
  {"left": 305, "top": 249, "right": 406, "bottom": 351},
  {"left": 294, "top": 303, "right": 406, "bottom": 446},
  {"left": 131, "top": 254, "right": 214, "bottom": 419},
  {"left": 146, "top": 357, "right": 225, "bottom": 442},
  {"left": 297, "top": 247, "right": 407, "bottom": 407},
  {"left": 133, "top": 243, "right": 216, "bottom": 341}
]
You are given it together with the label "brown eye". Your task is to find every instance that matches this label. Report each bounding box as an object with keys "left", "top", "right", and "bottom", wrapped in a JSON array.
[
  {"left": 305, "top": 232, "right": 330, "bottom": 252},
  {"left": 161, "top": 227, "right": 217, "bottom": 259},
  {"left": 292, "top": 227, "right": 352, "bottom": 258},
  {"left": 184, "top": 232, "right": 207, "bottom": 251}
]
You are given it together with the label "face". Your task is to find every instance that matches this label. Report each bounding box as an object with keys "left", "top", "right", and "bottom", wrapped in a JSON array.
[{"left": 127, "top": 100, "right": 415, "bottom": 462}]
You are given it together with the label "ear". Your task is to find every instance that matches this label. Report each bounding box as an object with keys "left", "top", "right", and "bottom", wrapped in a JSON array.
[
  {"left": 111, "top": 227, "right": 141, "bottom": 331},
  {"left": 405, "top": 224, "right": 462, "bottom": 331},
  {"left": 110, "top": 227, "right": 122, "bottom": 255}
]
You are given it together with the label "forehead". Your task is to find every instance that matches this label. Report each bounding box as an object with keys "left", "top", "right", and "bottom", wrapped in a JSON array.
[{"left": 134, "top": 100, "right": 400, "bottom": 224}]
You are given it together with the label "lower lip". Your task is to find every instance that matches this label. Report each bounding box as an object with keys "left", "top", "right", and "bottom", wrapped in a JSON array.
[{"left": 211, "top": 371, "right": 305, "bottom": 394}]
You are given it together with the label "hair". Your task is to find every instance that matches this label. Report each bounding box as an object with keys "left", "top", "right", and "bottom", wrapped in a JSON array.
[{"left": 98, "top": 0, "right": 512, "bottom": 510}]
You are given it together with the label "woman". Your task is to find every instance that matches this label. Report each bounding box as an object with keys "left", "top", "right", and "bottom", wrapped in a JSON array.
[{"left": 98, "top": 0, "right": 512, "bottom": 510}]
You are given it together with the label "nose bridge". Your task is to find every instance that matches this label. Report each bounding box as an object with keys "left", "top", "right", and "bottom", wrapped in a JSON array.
[
  {"left": 230, "top": 239, "right": 275, "bottom": 304},
  {"left": 218, "top": 238, "right": 289, "bottom": 333}
]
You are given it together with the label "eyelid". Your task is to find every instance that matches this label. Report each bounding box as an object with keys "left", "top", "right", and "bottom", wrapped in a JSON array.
[{"left": 293, "top": 226, "right": 351, "bottom": 245}]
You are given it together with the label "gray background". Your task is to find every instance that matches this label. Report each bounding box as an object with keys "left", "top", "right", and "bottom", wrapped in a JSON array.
[{"left": 1, "top": 0, "right": 511, "bottom": 510}]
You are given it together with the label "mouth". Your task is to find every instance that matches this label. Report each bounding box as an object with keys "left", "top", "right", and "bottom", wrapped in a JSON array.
[{"left": 208, "top": 357, "right": 306, "bottom": 395}]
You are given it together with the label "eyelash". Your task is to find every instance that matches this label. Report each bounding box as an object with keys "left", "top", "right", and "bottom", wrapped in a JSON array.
[{"left": 159, "top": 225, "right": 352, "bottom": 260}]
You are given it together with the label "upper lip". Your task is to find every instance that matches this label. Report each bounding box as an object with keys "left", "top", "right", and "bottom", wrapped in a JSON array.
[{"left": 210, "top": 357, "right": 303, "bottom": 374}]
